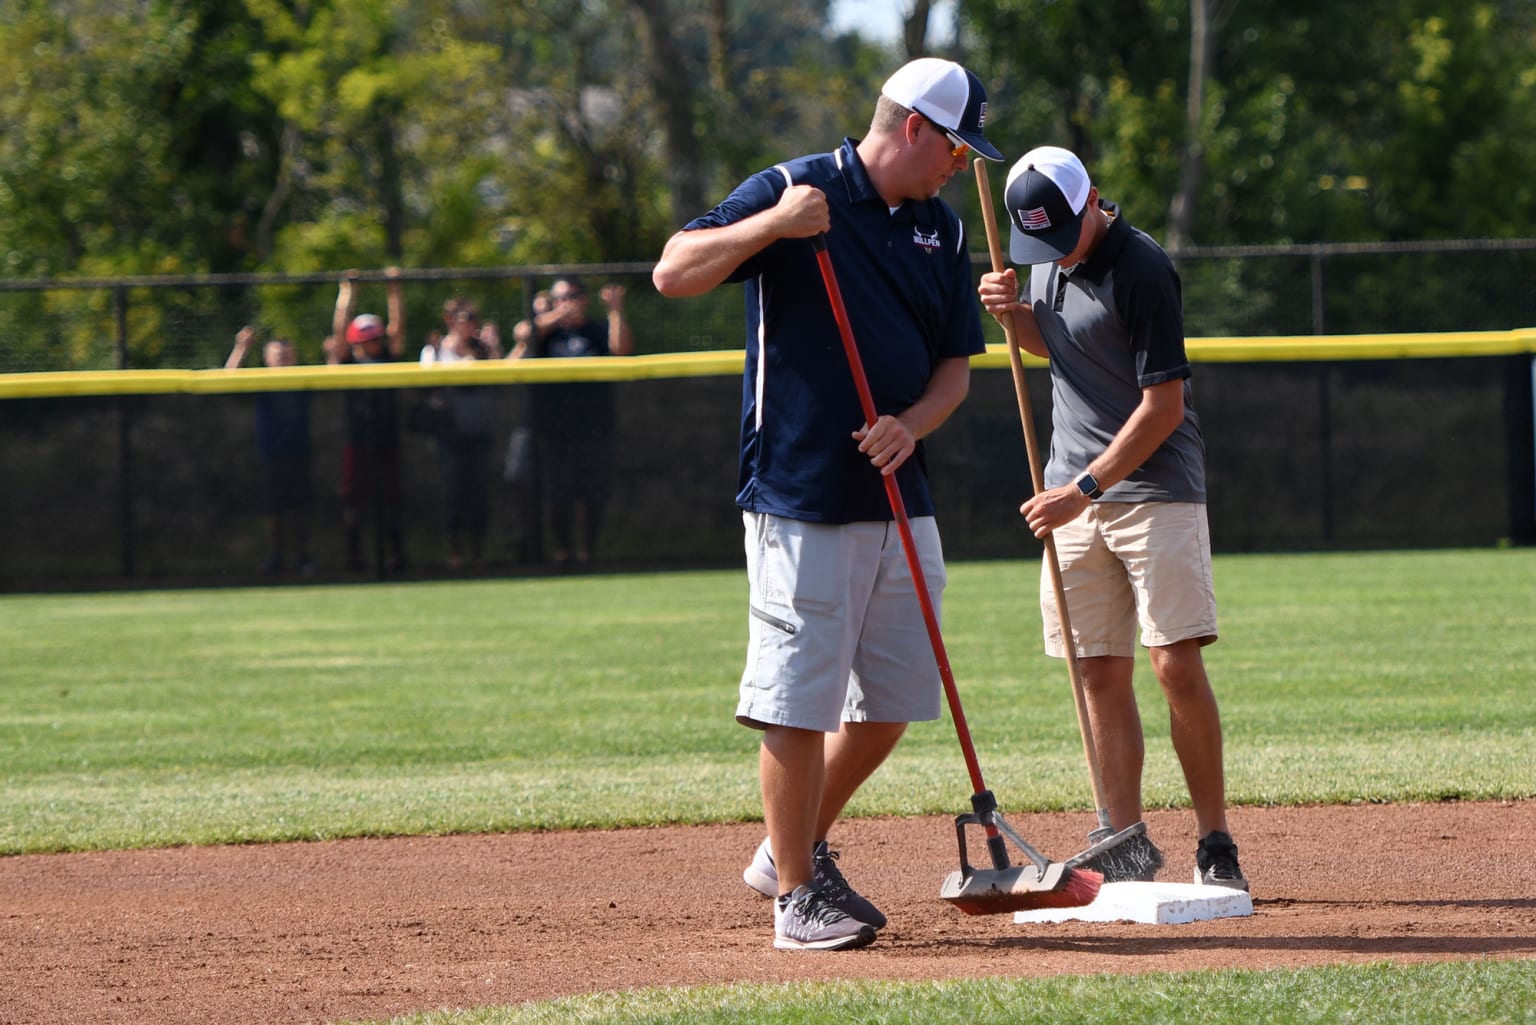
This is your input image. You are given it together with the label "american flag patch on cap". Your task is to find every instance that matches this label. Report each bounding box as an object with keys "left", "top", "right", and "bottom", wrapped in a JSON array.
[{"left": 1018, "top": 206, "right": 1052, "bottom": 230}]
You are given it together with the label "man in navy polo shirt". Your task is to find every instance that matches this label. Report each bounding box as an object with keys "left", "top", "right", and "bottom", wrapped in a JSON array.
[
  {"left": 654, "top": 58, "right": 1002, "bottom": 951},
  {"left": 977, "top": 145, "right": 1248, "bottom": 894}
]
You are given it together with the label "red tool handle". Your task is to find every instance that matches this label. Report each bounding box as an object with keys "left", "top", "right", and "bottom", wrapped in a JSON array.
[{"left": 809, "top": 234, "right": 989, "bottom": 798}]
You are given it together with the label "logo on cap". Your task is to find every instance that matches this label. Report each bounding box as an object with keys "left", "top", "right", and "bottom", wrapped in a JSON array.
[
  {"left": 1017, "top": 206, "right": 1052, "bottom": 231},
  {"left": 879, "top": 58, "right": 1003, "bottom": 162}
]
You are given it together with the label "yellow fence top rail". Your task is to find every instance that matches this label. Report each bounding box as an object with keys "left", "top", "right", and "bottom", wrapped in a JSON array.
[{"left": 2, "top": 330, "right": 1533, "bottom": 400}]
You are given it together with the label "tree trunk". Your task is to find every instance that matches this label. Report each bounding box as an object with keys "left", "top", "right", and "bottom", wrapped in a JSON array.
[
  {"left": 1167, "top": 0, "right": 1236, "bottom": 252},
  {"left": 375, "top": 111, "right": 406, "bottom": 262},
  {"left": 630, "top": 0, "right": 708, "bottom": 223},
  {"left": 902, "top": 0, "right": 933, "bottom": 59},
  {"left": 1167, "top": 0, "right": 1208, "bottom": 251},
  {"left": 708, "top": 0, "right": 730, "bottom": 96},
  {"left": 255, "top": 122, "right": 299, "bottom": 263}
]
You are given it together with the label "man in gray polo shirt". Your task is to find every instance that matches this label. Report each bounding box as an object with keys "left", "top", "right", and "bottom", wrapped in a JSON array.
[{"left": 977, "top": 145, "right": 1248, "bottom": 892}]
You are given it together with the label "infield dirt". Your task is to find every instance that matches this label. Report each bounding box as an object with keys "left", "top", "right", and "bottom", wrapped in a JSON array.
[{"left": 3, "top": 800, "right": 1533, "bottom": 1024}]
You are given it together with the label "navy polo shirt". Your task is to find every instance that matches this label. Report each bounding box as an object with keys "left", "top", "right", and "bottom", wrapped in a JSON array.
[
  {"left": 682, "top": 138, "right": 986, "bottom": 523},
  {"left": 1027, "top": 202, "right": 1206, "bottom": 503}
]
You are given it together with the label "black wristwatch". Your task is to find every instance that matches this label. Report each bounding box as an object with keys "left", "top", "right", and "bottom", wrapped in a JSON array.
[{"left": 1074, "top": 471, "right": 1103, "bottom": 500}]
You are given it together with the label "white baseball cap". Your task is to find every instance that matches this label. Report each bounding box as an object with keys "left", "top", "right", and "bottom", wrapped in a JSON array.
[
  {"left": 880, "top": 58, "right": 1004, "bottom": 162},
  {"left": 1004, "top": 145, "right": 1093, "bottom": 264}
]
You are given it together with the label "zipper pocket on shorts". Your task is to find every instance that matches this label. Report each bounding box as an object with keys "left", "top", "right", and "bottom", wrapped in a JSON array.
[{"left": 750, "top": 606, "right": 797, "bottom": 635}]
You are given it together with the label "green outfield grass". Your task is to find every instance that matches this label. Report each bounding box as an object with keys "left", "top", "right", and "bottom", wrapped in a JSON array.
[
  {"left": 4, "top": 547, "right": 1534, "bottom": 1024},
  {"left": 3, "top": 548, "right": 1532, "bottom": 855},
  {"left": 356, "top": 960, "right": 1536, "bottom": 1025}
]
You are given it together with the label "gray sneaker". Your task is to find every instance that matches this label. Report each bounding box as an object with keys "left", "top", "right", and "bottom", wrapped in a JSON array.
[
  {"left": 743, "top": 838, "right": 887, "bottom": 929},
  {"left": 1195, "top": 830, "right": 1250, "bottom": 891},
  {"left": 774, "top": 884, "right": 877, "bottom": 951}
]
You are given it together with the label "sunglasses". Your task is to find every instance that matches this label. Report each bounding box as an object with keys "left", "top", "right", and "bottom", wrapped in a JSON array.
[{"left": 920, "top": 113, "right": 971, "bottom": 159}]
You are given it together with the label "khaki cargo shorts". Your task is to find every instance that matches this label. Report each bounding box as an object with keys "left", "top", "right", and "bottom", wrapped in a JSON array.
[{"left": 1041, "top": 502, "right": 1217, "bottom": 658}]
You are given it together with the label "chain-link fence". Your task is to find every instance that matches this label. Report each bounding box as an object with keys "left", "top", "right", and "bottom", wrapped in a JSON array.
[
  {"left": 2, "top": 240, "right": 1534, "bottom": 589},
  {"left": 1172, "top": 238, "right": 1536, "bottom": 337},
  {"left": 0, "top": 264, "right": 670, "bottom": 374},
  {"left": 2, "top": 350, "right": 1531, "bottom": 590},
  {"left": 2, "top": 240, "right": 1533, "bottom": 374}
]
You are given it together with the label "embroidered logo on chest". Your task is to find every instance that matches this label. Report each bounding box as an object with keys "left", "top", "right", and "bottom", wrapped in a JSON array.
[{"left": 912, "top": 226, "right": 941, "bottom": 252}]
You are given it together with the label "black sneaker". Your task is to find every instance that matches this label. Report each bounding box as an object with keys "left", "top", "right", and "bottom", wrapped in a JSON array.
[
  {"left": 773, "top": 884, "right": 877, "bottom": 951},
  {"left": 811, "top": 840, "right": 887, "bottom": 929},
  {"left": 1195, "top": 830, "right": 1249, "bottom": 891}
]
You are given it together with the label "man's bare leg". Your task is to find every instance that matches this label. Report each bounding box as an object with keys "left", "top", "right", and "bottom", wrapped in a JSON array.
[
  {"left": 759, "top": 725, "right": 824, "bottom": 894},
  {"left": 1078, "top": 654, "right": 1145, "bottom": 831},
  {"left": 1149, "top": 639, "right": 1229, "bottom": 837},
  {"left": 815, "top": 720, "right": 907, "bottom": 841}
]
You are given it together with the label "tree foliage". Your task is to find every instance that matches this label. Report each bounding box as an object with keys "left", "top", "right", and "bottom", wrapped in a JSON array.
[
  {"left": 0, "top": 0, "right": 271, "bottom": 277},
  {"left": 960, "top": 0, "right": 1536, "bottom": 246},
  {"left": 1, "top": 0, "right": 1533, "bottom": 291}
]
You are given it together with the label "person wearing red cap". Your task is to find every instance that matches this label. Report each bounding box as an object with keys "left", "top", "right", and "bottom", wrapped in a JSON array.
[
  {"left": 653, "top": 58, "right": 1003, "bottom": 951},
  {"left": 977, "top": 145, "right": 1248, "bottom": 894},
  {"left": 327, "top": 270, "right": 408, "bottom": 573}
]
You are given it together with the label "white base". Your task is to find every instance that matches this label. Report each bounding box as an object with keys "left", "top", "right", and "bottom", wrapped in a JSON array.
[{"left": 1013, "top": 880, "right": 1253, "bottom": 925}]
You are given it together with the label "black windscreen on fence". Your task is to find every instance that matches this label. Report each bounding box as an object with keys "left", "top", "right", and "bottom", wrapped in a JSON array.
[{"left": 2, "top": 355, "right": 1531, "bottom": 590}]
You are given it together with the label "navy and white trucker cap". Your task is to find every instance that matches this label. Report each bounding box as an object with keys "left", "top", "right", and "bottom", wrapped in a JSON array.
[
  {"left": 880, "top": 58, "right": 1004, "bottom": 162},
  {"left": 1004, "top": 145, "right": 1093, "bottom": 264}
]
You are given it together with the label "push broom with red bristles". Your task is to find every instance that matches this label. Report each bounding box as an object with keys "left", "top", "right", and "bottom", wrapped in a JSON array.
[{"left": 809, "top": 233, "right": 1102, "bottom": 915}]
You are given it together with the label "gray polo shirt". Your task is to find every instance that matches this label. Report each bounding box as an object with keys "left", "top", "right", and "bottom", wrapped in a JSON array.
[{"left": 1026, "top": 202, "right": 1206, "bottom": 503}]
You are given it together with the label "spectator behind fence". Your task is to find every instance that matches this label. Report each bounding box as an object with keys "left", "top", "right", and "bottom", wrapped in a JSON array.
[
  {"left": 225, "top": 326, "right": 315, "bottom": 577},
  {"left": 326, "top": 270, "right": 408, "bottom": 574},
  {"left": 425, "top": 295, "right": 504, "bottom": 361},
  {"left": 510, "top": 289, "right": 552, "bottom": 353},
  {"left": 419, "top": 298, "right": 500, "bottom": 569},
  {"left": 507, "top": 278, "right": 633, "bottom": 569},
  {"left": 502, "top": 289, "right": 551, "bottom": 564}
]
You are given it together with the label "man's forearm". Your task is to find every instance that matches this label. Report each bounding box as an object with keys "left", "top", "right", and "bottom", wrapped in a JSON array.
[
  {"left": 1082, "top": 379, "right": 1186, "bottom": 488},
  {"left": 652, "top": 216, "right": 778, "bottom": 298},
  {"left": 897, "top": 357, "right": 972, "bottom": 440}
]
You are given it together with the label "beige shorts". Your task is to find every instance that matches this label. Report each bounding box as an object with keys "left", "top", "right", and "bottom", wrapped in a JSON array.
[
  {"left": 737, "top": 511, "right": 945, "bottom": 733},
  {"left": 1041, "top": 502, "right": 1217, "bottom": 659}
]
